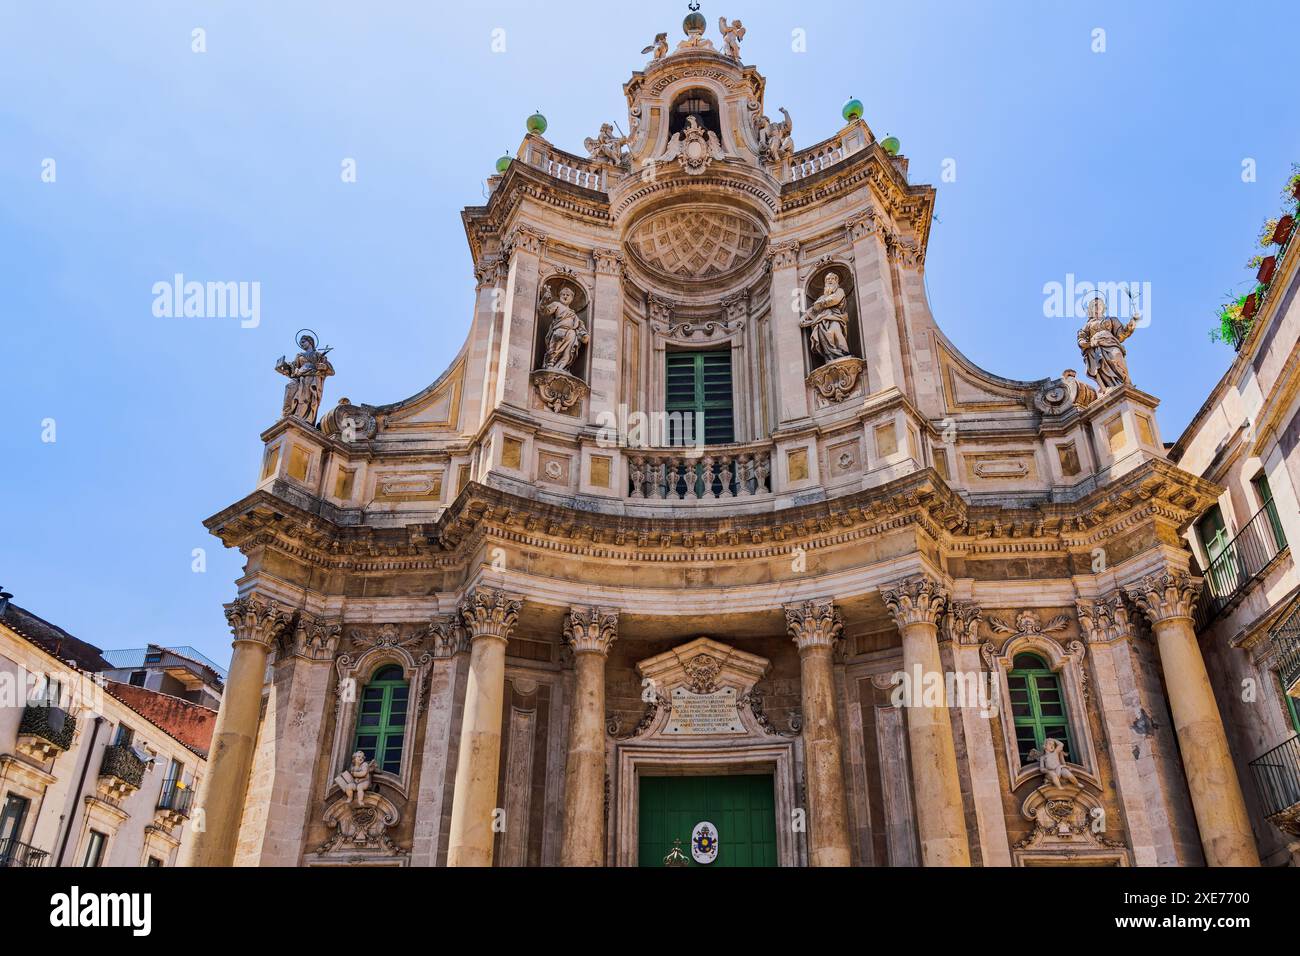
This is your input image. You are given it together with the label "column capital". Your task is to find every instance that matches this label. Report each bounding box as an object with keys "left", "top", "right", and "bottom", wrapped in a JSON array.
[
  {"left": 458, "top": 587, "right": 522, "bottom": 642},
  {"left": 767, "top": 239, "right": 800, "bottom": 271},
  {"left": 427, "top": 615, "right": 471, "bottom": 658},
  {"left": 503, "top": 224, "right": 547, "bottom": 259},
  {"left": 1075, "top": 593, "right": 1134, "bottom": 644},
  {"left": 592, "top": 248, "right": 624, "bottom": 277},
  {"left": 784, "top": 599, "right": 843, "bottom": 653},
  {"left": 1125, "top": 571, "right": 1202, "bottom": 626},
  {"left": 943, "top": 601, "right": 982, "bottom": 645},
  {"left": 284, "top": 610, "right": 341, "bottom": 662},
  {"left": 564, "top": 606, "right": 618, "bottom": 656},
  {"left": 882, "top": 576, "right": 948, "bottom": 629},
  {"left": 223, "top": 594, "right": 291, "bottom": 649}
]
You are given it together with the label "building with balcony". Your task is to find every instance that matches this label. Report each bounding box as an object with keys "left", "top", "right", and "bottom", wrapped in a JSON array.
[
  {"left": 100, "top": 644, "right": 226, "bottom": 709},
  {"left": 190, "top": 10, "right": 1260, "bottom": 867},
  {"left": 1170, "top": 175, "right": 1300, "bottom": 865},
  {"left": 0, "top": 595, "right": 214, "bottom": 866}
]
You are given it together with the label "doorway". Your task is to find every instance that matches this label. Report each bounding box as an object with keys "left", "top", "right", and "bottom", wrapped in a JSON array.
[{"left": 638, "top": 774, "right": 776, "bottom": 867}]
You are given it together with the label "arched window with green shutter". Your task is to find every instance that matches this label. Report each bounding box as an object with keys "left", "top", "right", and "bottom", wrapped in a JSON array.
[
  {"left": 352, "top": 664, "right": 408, "bottom": 774},
  {"left": 1006, "top": 653, "right": 1074, "bottom": 764}
]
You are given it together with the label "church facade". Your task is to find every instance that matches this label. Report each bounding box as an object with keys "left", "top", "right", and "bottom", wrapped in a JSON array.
[{"left": 186, "top": 10, "right": 1262, "bottom": 867}]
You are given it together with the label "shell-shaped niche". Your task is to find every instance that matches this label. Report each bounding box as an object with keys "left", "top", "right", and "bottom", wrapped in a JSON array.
[{"left": 626, "top": 203, "right": 766, "bottom": 282}]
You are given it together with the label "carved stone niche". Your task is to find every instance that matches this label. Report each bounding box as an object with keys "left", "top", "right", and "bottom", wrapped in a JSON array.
[
  {"left": 1012, "top": 782, "right": 1129, "bottom": 866},
  {"left": 801, "top": 261, "right": 866, "bottom": 407},
  {"left": 611, "top": 636, "right": 797, "bottom": 741},
  {"left": 531, "top": 273, "right": 591, "bottom": 416},
  {"left": 314, "top": 791, "right": 406, "bottom": 863}
]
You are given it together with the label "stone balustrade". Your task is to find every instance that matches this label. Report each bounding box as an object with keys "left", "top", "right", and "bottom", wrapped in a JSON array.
[
  {"left": 627, "top": 445, "right": 772, "bottom": 500},
  {"left": 789, "top": 138, "right": 847, "bottom": 181},
  {"left": 520, "top": 135, "right": 609, "bottom": 192}
]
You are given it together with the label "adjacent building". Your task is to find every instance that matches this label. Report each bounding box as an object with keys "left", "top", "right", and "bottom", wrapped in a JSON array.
[
  {"left": 188, "top": 10, "right": 1266, "bottom": 867},
  {"left": 101, "top": 644, "right": 226, "bottom": 709},
  {"left": 0, "top": 596, "right": 213, "bottom": 867}
]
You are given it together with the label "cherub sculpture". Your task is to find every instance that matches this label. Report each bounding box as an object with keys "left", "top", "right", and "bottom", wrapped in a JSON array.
[
  {"left": 799, "top": 272, "right": 852, "bottom": 362},
  {"left": 275, "top": 331, "right": 334, "bottom": 424},
  {"left": 641, "top": 32, "right": 668, "bottom": 61},
  {"left": 334, "top": 750, "right": 377, "bottom": 807},
  {"left": 584, "top": 122, "right": 629, "bottom": 166},
  {"left": 1027, "top": 738, "right": 1080, "bottom": 789},
  {"left": 718, "top": 17, "right": 746, "bottom": 60},
  {"left": 539, "top": 284, "right": 589, "bottom": 373},
  {"left": 1077, "top": 295, "right": 1139, "bottom": 391}
]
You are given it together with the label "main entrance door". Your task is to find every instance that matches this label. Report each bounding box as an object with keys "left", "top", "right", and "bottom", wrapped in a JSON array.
[{"left": 638, "top": 774, "right": 777, "bottom": 867}]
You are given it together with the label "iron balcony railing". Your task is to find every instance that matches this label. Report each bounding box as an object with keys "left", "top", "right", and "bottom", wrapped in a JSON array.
[
  {"left": 157, "top": 780, "right": 194, "bottom": 818},
  {"left": 99, "top": 744, "right": 147, "bottom": 791},
  {"left": 1273, "top": 599, "right": 1300, "bottom": 695},
  {"left": 0, "top": 838, "right": 50, "bottom": 867},
  {"left": 1203, "top": 500, "right": 1289, "bottom": 617},
  {"left": 1248, "top": 734, "right": 1300, "bottom": 823},
  {"left": 18, "top": 703, "right": 75, "bottom": 753}
]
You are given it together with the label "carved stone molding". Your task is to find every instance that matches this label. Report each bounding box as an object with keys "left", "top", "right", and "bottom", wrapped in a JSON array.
[
  {"left": 944, "top": 601, "right": 982, "bottom": 645},
  {"left": 593, "top": 247, "right": 624, "bottom": 277},
  {"left": 806, "top": 356, "right": 865, "bottom": 406},
  {"left": 768, "top": 239, "right": 800, "bottom": 270},
  {"left": 285, "top": 611, "right": 342, "bottom": 662},
  {"left": 1013, "top": 783, "right": 1127, "bottom": 860},
  {"left": 988, "top": 609, "right": 1072, "bottom": 642},
  {"left": 1076, "top": 594, "right": 1134, "bottom": 644},
  {"left": 1125, "top": 570, "right": 1202, "bottom": 626},
  {"left": 1033, "top": 369, "right": 1097, "bottom": 415},
  {"left": 845, "top": 209, "right": 880, "bottom": 242},
  {"left": 651, "top": 315, "right": 744, "bottom": 343},
  {"left": 564, "top": 606, "right": 618, "bottom": 656},
  {"left": 720, "top": 290, "right": 750, "bottom": 324},
  {"left": 646, "top": 292, "right": 675, "bottom": 326},
  {"left": 504, "top": 224, "right": 547, "bottom": 258},
  {"left": 739, "top": 690, "right": 802, "bottom": 737},
  {"left": 882, "top": 576, "right": 947, "bottom": 629},
  {"left": 320, "top": 398, "right": 378, "bottom": 441},
  {"left": 530, "top": 368, "right": 589, "bottom": 415},
  {"left": 459, "top": 588, "right": 522, "bottom": 641},
  {"left": 784, "top": 599, "right": 843, "bottom": 653},
  {"left": 315, "top": 791, "right": 405, "bottom": 859},
  {"left": 224, "top": 595, "right": 291, "bottom": 649}
]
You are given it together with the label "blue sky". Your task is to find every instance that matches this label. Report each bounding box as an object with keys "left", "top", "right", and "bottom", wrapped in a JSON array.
[{"left": 1, "top": 1, "right": 1297, "bottom": 668}]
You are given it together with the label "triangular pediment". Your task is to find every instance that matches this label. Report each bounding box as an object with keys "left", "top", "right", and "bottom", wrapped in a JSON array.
[{"left": 636, "top": 636, "right": 769, "bottom": 694}]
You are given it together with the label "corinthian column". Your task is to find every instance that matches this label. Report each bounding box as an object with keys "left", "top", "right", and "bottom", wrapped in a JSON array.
[
  {"left": 182, "top": 594, "right": 289, "bottom": 867},
  {"left": 784, "top": 599, "right": 852, "bottom": 866},
  {"left": 1126, "top": 571, "right": 1260, "bottom": 866},
  {"left": 882, "top": 576, "right": 971, "bottom": 866},
  {"left": 560, "top": 606, "right": 618, "bottom": 866},
  {"left": 446, "top": 588, "right": 521, "bottom": 867}
]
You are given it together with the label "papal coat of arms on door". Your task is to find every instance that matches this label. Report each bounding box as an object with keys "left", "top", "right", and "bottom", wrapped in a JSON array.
[{"left": 691, "top": 821, "right": 719, "bottom": 864}]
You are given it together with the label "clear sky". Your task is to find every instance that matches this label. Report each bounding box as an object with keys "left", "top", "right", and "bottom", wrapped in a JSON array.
[{"left": 2, "top": 1, "right": 1297, "bottom": 669}]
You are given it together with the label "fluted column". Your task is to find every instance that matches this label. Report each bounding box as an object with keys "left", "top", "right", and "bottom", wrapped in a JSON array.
[
  {"left": 1126, "top": 571, "right": 1260, "bottom": 866},
  {"left": 784, "top": 599, "right": 852, "bottom": 866},
  {"left": 882, "top": 576, "right": 971, "bottom": 866},
  {"left": 446, "top": 588, "right": 521, "bottom": 867},
  {"left": 182, "top": 595, "right": 289, "bottom": 867},
  {"left": 560, "top": 606, "right": 618, "bottom": 866}
]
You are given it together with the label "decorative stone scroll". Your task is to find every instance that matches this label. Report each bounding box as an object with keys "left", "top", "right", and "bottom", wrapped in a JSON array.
[
  {"left": 1033, "top": 369, "right": 1097, "bottom": 415},
  {"left": 1013, "top": 783, "right": 1126, "bottom": 863},
  {"left": 315, "top": 791, "right": 404, "bottom": 859},
  {"left": 531, "top": 368, "right": 589, "bottom": 415},
  {"left": 806, "top": 356, "right": 865, "bottom": 406}
]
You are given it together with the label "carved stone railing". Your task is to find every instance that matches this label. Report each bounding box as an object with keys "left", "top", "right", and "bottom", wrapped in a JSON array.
[
  {"left": 789, "top": 138, "right": 847, "bottom": 182},
  {"left": 627, "top": 444, "right": 773, "bottom": 501},
  {"left": 520, "top": 135, "right": 608, "bottom": 192}
]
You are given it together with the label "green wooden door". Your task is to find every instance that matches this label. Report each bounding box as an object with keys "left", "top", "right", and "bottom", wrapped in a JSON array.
[{"left": 638, "top": 774, "right": 777, "bottom": 867}]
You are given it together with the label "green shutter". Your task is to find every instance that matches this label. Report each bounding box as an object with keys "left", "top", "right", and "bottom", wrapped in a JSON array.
[
  {"left": 352, "top": 666, "right": 409, "bottom": 774},
  {"left": 665, "top": 350, "right": 733, "bottom": 445},
  {"left": 1007, "top": 654, "right": 1075, "bottom": 763}
]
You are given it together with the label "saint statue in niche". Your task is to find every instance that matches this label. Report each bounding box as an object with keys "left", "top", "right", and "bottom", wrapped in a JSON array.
[
  {"left": 1077, "top": 296, "right": 1139, "bottom": 391},
  {"left": 799, "top": 272, "right": 852, "bottom": 363},
  {"left": 539, "top": 284, "right": 589, "bottom": 374},
  {"left": 275, "top": 331, "right": 334, "bottom": 424}
]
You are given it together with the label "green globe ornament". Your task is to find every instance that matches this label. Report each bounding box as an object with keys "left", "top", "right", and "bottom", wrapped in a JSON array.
[
  {"left": 881, "top": 135, "right": 900, "bottom": 156},
  {"left": 683, "top": 2, "right": 706, "bottom": 37},
  {"left": 526, "top": 112, "right": 547, "bottom": 135},
  {"left": 842, "top": 97, "right": 864, "bottom": 122},
  {"left": 495, "top": 154, "right": 512, "bottom": 174}
]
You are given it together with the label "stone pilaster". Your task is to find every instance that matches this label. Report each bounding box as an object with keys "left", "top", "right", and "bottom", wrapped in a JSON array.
[
  {"left": 768, "top": 240, "right": 810, "bottom": 425},
  {"left": 182, "top": 594, "right": 289, "bottom": 867},
  {"left": 845, "top": 210, "right": 908, "bottom": 395},
  {"left": 1125, "top": 571, "right": 1260, "bottom": 866},
  {"left": 560, "top": 606, "right": 618, "bottom": 866},
  {"left": 784, "top": 598, "right": 852, "bottom": 866},
  {"left": 446, "top": 588, "right": 521, "bottom": 867},
  {"left": 882, "top": 576, "right": 971, "bottom": 866},
  {"left": 587, "top": 250, "right": 624, "bottom": 425},
  {"left": 494, "top": 226, "right": 546, "bottom": 412}
]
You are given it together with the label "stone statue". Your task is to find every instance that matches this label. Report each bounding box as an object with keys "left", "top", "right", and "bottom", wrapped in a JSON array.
[
  {"left": 539, "top": 284, "right": 589, "bottom": 373},
  {"left": 762, "top": 107, "right": 794, "bottom": 162},
  {"left": 334, "top": 750, "right": 377, "bottom": 807},
  {"left": 799, "top": 273, "right": 852, "bottom": 362},
  {"left": 718, "top": 17, "right": 746, "bottom": 60},
  {"left": 641, "top": 32, "right": 668, "bottom": 61},
  {"left": 584, "top": 123, "right": 629, "bottom": 166},
  {"left": 1027, "top": 738, "right": 1079, "bottom": 789},
  {"left": 275, "top": 331, "right": 334, "bottom": 424},
  {"left": 1076, "top": 296, "right": 1138, "bottom": 391}
]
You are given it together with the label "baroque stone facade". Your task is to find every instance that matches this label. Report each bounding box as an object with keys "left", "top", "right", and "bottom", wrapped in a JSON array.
[{"left": 188, "top": 10, "right": 1261, "bottom": 867}]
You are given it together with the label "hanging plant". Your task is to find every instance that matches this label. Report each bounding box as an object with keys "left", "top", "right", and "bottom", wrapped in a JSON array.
[
  {"left": 1260, "top": 218, "right": 1280, "bottom": 247},
  {"left": 1283, "top": 163, "right": 1300, "bottom": 201},
  {"left": 1210, "top": 293, "right": 1248, "bottom": 343}
]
